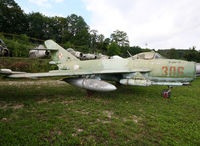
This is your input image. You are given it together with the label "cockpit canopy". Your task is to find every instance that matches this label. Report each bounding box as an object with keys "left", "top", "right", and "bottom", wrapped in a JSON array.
[{"left": 132, "top": 52, "right": 164, "bottom": 60}]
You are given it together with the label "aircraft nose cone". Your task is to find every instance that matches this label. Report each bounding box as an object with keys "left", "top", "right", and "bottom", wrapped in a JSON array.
[{"left": 196, "top": 63, "right": 200, "bottom": 75}]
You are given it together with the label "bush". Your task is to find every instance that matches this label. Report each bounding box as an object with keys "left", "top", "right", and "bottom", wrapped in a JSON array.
[
  {"left": 107, "top": 42, "right": 121, "bottom": 56},
  {"left": 0, "top": 57, "right": 52, "bottom": 73},
  {"left": 10, "top": 62, "right": 30, "bottom": 72},
  {"left": 2, "top": 38, "right": 34, "bottom": 57}
]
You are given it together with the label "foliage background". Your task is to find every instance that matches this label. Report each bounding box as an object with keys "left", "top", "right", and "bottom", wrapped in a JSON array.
[{"left": 0, "top": 0, "right": 200, "bottom": 61}]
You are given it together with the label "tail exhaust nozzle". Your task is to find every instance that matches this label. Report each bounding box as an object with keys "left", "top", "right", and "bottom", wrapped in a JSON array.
[{"left": 196, "top": 63, "right": 200, "bottom": 76}]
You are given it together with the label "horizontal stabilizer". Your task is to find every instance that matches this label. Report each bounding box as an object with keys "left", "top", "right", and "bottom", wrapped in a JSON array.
[{"left": 0, "top": 69, "right": 26, "bottom": 75}]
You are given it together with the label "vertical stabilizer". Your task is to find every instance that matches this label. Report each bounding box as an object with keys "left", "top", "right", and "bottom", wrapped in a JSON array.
[{"left": 45, "top": 40, "right": 79, "bottom": 65}]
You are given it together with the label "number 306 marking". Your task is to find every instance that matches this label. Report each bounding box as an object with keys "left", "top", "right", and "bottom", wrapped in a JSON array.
[{"left": 162, "top": 66, "right": 184, "bottom": 76}]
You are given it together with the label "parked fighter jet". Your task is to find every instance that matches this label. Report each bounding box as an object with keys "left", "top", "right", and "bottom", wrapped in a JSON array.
[
  {"left": 196, "top": 63, "right": 200, "bottom": 76},
  {"left": 1, "top": 40, "right": 200, "bottom": 98},
  {"left": 29, "top": 45, "right": 49, "bottom": 58},
  {"left": 66, "top": 48, "right": 113, "bottom": 60},
  {"left": 67, "top": 48, "right": 98, "bottom": 60},
  {"left": 0, "top": 39, "right": 10, "bottom": 56}
]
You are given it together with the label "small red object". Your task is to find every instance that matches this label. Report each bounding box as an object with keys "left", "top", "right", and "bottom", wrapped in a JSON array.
[
  {"left": 164, "top": 92, "right": 168, "bottom": 98},
  {"left": 87, "top": 92, "right": 92, "bottom": 97}
]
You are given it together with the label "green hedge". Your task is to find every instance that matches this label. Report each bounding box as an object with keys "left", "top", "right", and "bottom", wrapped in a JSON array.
[{"left": 0, "top": 57, "right": 57, "bottom": 73}]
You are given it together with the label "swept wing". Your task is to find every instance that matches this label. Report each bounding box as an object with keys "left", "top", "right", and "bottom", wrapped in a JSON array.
[{"left": 6, "top": 68, "right": 150, "bottom": 78}]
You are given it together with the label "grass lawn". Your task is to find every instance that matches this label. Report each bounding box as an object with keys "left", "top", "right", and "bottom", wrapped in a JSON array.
[{"left": 0, "top": 78, "right": 200, "bottom": 145}]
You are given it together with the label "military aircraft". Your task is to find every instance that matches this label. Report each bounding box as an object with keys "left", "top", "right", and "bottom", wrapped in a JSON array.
[
  {"left": 29, "top": 45, "right": 50, "bottom": 58},
  {"left": 67, "top": 48, "right": 98, "bottom": 60},
  {"left": 0, "top": 39, "right": 10, "bottom": 56},
  {"left": 1, "top": 40, "right": 200, "bottom": 98},
  {"left": 67, "top": 48, "right": 114, "bottom": 60}
]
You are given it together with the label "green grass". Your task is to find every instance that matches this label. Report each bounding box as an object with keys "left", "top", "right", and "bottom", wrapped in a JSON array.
[{"left": 0, "top": 78, "right": 200, "bottom": 145}]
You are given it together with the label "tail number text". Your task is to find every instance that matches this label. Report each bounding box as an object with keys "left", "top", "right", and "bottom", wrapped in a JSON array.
[{"left": 162, "top": 66, "right": 184, "bottom": 76}]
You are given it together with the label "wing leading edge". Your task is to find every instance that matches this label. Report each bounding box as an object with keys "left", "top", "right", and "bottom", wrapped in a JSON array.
[{"left": 7, "top": 68, "right": 150, "bottom": 78}]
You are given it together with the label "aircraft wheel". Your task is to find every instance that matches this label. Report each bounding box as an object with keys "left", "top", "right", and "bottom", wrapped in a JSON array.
[{"left": 161, "top": 89, "right": 171, "bottom": 98}]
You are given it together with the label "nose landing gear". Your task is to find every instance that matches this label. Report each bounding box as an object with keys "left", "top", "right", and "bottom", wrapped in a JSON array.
[{"left": 161, "top": 86, "right": 172, "bottom": 98}]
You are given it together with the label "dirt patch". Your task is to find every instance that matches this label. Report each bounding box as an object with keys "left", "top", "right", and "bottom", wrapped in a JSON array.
[
  {"left": 12, "top": 104, "right": 24, "bottom": 110},
  {"left": 123, "top": 115, "right": 142, "bottom": 123},
  {"left": 86, "top": 135, "right": 95, "bottom": 140},
  {"left": 0, "top": 104, "right": 8, "bottom": 109},
  {"left": 72, "top": 128, "right": 83, "bottom": 136},
  {"left": 37, "top": 98, "right": 48, "bottom": 104},
  {"left": 109, "top": 130, "right": 118, "bottom": 138},
  {"left": 139, "top": 108, "right": 144, "bottom": 112},
  {"left": 103, "top": 110, "right": 113, "bottom": 119},
  {"left": 61, "top": 100, "right": 74, "bottom": 105},
  {"left": 74, "top": 110, "right": 89, "bottom": 115},
  {"left": 93, "top": 98, "right": 110, "bottom": 104},
  {"left": 0, "top": 80, "right": 66, "bottom": 86},
  {"left": 61, "top": 100, "right": 81, "bottom": 105},
  {"left": 0, "top": 103, "right": 24, "bottom": 110},
  {"left": 51, "top": 130, "right": 62, "bottom": 136},
  {"left": 132, "top": 115, "right": 141, "bottom": 123},
  {"left": 97, "top": 118, "right": 111, "bottom": 124},
  {"left": 93, "top": 98, "right": 102, "bottom": 102},
  {"left": 1, "top": 117, "right": 7, "bottom": 122}
]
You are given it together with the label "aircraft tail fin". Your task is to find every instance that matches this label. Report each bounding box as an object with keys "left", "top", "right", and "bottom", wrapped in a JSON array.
[{"left": 44, "top": 40, "right": 80, "bottom": 65}]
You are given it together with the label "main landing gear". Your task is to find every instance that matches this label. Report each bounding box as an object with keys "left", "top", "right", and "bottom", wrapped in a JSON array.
[
  {"left": 161, "top": 86, "right": 172, "bottom": 98},
  {"left": 87, "top": 90, "right": 95, "bottom": 97}
]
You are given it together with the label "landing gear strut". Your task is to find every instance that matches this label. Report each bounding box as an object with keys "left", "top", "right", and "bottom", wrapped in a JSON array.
[
  {"left": 87, "top": 90, "right": 95, "bottom": 97},
  {"left": 161, "top": 86, "right": 172, "bottom": 98},
  {"left": 87, "top": 90, "right": 92, "bottom": 97}
]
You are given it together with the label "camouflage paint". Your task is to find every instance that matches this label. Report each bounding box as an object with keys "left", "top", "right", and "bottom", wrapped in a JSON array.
[
  {"left": 56, "top": 58, "right": 196, "bottom": 83},
  {"left": 7, "top": 40, "right": 197, "bottom": 87}
]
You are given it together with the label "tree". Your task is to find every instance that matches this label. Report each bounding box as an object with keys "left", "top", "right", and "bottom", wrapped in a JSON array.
[
  {"left": 89, "top": 29, "right": 98, "bottom": 52},
  {"left": 184, "top": 46, "right": 200, "bottom": 62},
  {"left": 168, "top": 48, "right": 178, "bottom": 59},
  {"left": 49, "top": 16, "right": 67, "bottom": 43},
  {"left": 71, "top": 28, "right": 90, "bottom": 48},
  {"left": 0, "top": 0, "right": 27, "bottom": 34},
  {"left": 26, "top": 12, "right": 47, "bottom": 39},
  {"left": 107, "top": 42, "right": 121, "bottom": 56},
  {"left": 66, "top": 14, "right": 90, "bottom": 48},
  {"left": 89, "top": 30, "right": 105, "bottom": 53},
  {"left": 96, "top": 34, "right": 105, "bottom": 51},
  {"left": 66, "top": 14, "right": 89, "bottom": 36},
  {"left": 110, "top": 30, "right": 129, "bottom": 47}
]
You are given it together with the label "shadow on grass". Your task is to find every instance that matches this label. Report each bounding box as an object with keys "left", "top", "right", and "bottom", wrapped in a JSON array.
[{"left": 0, "top": 81, "right": 167, "bottom": 103}]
